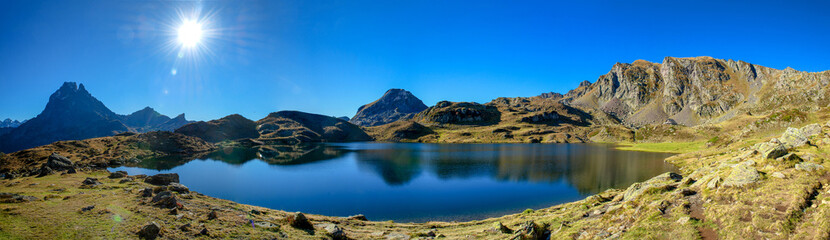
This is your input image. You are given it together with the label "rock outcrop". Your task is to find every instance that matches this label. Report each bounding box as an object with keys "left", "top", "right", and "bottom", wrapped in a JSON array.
[
  {"left": 562, "top": 57, "right": 830, "bottom": 127},
  {"left": 350, "top": 89, "right": 428, "bottom": 127},
  {"left": 413, "top": 101, "right": 500, "bottom": 125}
]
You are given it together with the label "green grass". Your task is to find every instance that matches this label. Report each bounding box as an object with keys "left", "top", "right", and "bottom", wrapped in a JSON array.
[{"left": 615, "top": 141, "right": 707, "bottom": 153}]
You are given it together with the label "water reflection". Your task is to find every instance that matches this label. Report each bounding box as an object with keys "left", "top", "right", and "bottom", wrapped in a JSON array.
[
  {"left": 348, "top": 143, "right": 675, "bottom": 194},
  {"left": 115, "top": 143, "right": 675, "bottom": 222}
]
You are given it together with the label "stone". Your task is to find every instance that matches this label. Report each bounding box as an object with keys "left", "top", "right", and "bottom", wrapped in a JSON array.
[
  {"left": 137, "top": 222, "right": 161, "bottom": 240},
  {"left": 493, "top": 221, "right": 513, "bottom": 233},
  {"left": 250, "top": 209, "right": 262, "bottom": 215},
  {"left": 511, "top": 220, "right": 544, "bottom": 240},
  {"left": 119, "top": 177, "right": 134, "bottom": 184},
  {"left": 36, "top": 166, "right": 54, "bottom": 177},
  {"left": 144, "top": 173, "right": 179, "bottom": 186},
  {"left": 706, "top": 176, "right": 721, "bottom": 189},
  {"left": 140, "top": 188, "right": 153, "bottom": 197},
  {"left": 207, "top": 210, "right": 218, "bottom": 220},
  {"left": 288, "top": 212, "right": 313, "bottom": 230},
  {"left": 776, "top": 153, "right": 803, "bottom": 163},
  {"left": 620, "top": 172, "right": 681, "bottom": 201},
  {"left": 108, "top": 171, "right": 128, "bottom": 179},
  {"left": 197, "top": 228, "right": 209, "bottom": 237},
  {"left": 780, "top": 127, "right": 809, "bottom": 148},
  {"left": 81, "top": 177, "right": 101, "bottom": 186},
  {"left": 347, "top": 214, "right": 367, "bottom": 221},
  {"left": 81, "top": 205, "right": 95, "bottom": 212},
  {"left": 677, "top": 216, "right": 690, "bottom": 224},
  {"left": 46, "top": 153, "right": 73, "bottom": 170},
  {"left": 179, "top": 223, "right": 191, "bottom": 232},
  {"left": 322, "top": 223, "right": 346, "bottom": 240},
  {"left": 796, "top": 162, "right": 825, "bottom": 172},
  {"left": 801, "top": 124, "right": 822, "bottom": 137},
  {"left": 0, "top": 193, "right": 40, "bottom": 203},
  {"left": 723, "top": 164, "right": 760, "bottom": 187},
  {"left": 771, "top": 172, "right": 786, "bottom": 179},
  {"left": 754, "top": 141, "right": 788, "bottom": 159},
  {"left": 167, "top": 183, "right": 189, "bottom": 193},
  {"left": 151, "top": 191, "right": 179, "bottom": 209}
]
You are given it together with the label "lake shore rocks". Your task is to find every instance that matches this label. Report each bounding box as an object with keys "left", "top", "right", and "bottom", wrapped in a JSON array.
[{"left": 144, "top": 173, "right": 179, "bottom": 186}]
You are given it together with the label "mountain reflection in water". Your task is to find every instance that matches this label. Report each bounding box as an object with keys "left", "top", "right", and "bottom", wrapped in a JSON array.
[{"left": 114, "top": 143, "right": 675, "bottom": 222}]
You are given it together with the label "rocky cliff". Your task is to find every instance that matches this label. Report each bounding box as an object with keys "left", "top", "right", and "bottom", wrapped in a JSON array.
[
  {"left": 562, "top": 56, "right": 830, "bottom": 127},
  {"left": 350, "top": 89, "right": 428, "bottom": 127}
]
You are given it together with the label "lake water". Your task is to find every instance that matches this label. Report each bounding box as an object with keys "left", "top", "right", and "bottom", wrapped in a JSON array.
[{"left": 111, "top": 143, "right": 676, "bottom": 222}]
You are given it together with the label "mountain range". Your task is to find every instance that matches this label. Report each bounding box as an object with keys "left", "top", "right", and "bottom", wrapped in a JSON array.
[
  {"left": 2, "top": 56, "right": 828, "bottom": 153},
  {"left": 0, "top": 82, "right": 192, "bottom": 153}
]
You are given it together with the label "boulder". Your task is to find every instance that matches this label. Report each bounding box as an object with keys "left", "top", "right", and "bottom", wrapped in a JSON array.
[
  {"left": 780, "top": 127, "right": 809, "bottom": 148},
  {"left": 151, "top": 191, "right": 179, "bottom": 209},
  {"left": 140, "top": 188, "right": 153, "bottom": 197},
  {"left": 46, "top": 153, "right": 73, "bottom": 170},
  {"left": 108, "top": 171, "right": 128, "bottom": 179},
  {"left": 167, "top": 183, "right": 189, "bottom": 193},
  {"left": 771, "top": 172, "right": 786, "bottom": 179},
  {"left": 288, "top": 212, "right": 313, "bottom": 230},
  {"left": 754, "top": 142, "right": 788, "bottom": 159},
  {"left": 322, "top": 223, "right": 347, "bottom": 240},
  {"left": 347, "top": 214, "right": 367, "bottom": 221},
  {"left": 137, "top": 222, "right": 161, "bottom": 240},
  {"left": 796, "top": 162, "right": 825, "bottom": 172},
  {"left": 207, "top": 210, "right": 218, "bottom": 220},
  {"left": 36, "top": 166, "right": 54, "bottom": 177},
  {"left": 706, "top": 176, "right": 722, "bottom": 189},
  {"left": 619, "top": 172, "right": 681, "bottom": 201},
  {"left": 493, "top": 221, "right": 513, "bottom": 234},
  {"left": 81, "top": 177, "right": 101, "bottom": 186},
  {"left": 144, "top": 173, "right": 179, "bottom": 186},
  {"left": 723, "top": 164, "right": 760, "bottom": 187},
  {"left": 802, "top": 124, "right": 822, "bottom": 137},
  {"left": 511, "top": 221, "right": 545, "bottom": 240},
  {"left": 776, "top": 153, "right": 802, "bottom": 163}
]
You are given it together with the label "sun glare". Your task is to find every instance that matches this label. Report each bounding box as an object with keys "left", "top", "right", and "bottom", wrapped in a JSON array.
[{"left": 177, "top": 20, "right": 203, "bottom": 48}]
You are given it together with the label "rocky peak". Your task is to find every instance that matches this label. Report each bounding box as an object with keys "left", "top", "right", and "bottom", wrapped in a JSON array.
[
  {"left": 0, "top": 119, "right": 22, "bottom": 128},
  {"left": 350, "top": 88, "right": 428, "bottom": 127},
  {"left": 562, "top": 56, "right": 830, "bottom": 127}
]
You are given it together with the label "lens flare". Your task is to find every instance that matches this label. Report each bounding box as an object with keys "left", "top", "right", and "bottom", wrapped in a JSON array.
[{"left": 177, "top": 20, "right": 203, "bottom": 48}]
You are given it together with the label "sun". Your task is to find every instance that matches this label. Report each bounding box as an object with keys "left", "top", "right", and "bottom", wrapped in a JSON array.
[{"left": 177, "top": 19, "right": 203, "bottom": 48}]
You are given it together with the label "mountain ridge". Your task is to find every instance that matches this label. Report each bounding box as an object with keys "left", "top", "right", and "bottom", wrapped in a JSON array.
[{"left": 0, "top": 82, "right": 192, "bottom": 153}]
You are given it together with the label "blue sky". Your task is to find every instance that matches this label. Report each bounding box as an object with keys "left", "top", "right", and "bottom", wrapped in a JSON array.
[{"left": 1, "top": 0, "right": 829, "bottom": 121}]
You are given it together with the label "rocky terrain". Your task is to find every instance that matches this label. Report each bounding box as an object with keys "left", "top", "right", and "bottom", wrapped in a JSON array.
[
  {"left": 562, "top": 57, "right": 830, "bottom": 127},
  {"left": 0, "top": 82, "right": 192, "bottom": 153},
  {"left": 350, "top": 89, "right": 428, "bottom": 127},
  {"left": 2, "top": 115, "right": 830, "bottom": 239}
]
